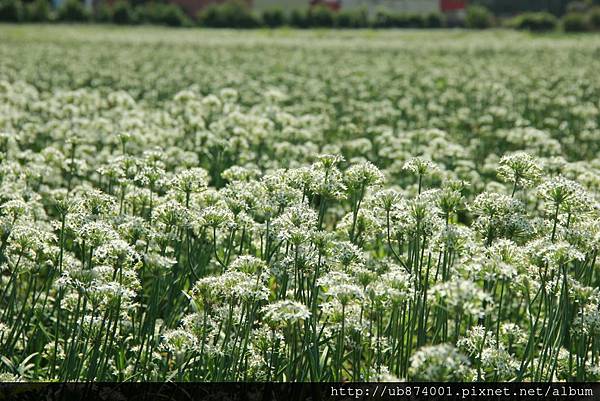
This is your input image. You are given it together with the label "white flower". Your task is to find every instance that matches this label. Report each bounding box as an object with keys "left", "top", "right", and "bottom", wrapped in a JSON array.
[
  {"left": 497, "top": 151, "right": 542, "bottom": 190},
  {"left": 262, "top": 300, "right": 311, "bottom": 327},
  {"left": 271, "top": 203, "right": 317, "bottom": 245},
  {"left": 345, "top": 161, "right": 384, "bottom": 191},
  {"left": 432, "top": 278, "right": 491, "bottom": 318},
  {"left": 161, "top": 329, "right": 198, "bottom": 354},
  {"left": 409, "top": 344, "right": 471, "bottom": 381}
]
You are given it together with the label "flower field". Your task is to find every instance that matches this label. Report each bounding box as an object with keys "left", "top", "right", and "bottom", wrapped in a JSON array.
[{"left": 0, "top": 25, "right": 600, "bottom": 382}]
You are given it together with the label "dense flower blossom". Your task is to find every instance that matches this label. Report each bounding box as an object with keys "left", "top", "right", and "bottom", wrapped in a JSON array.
[
  {"left": 262, "top": 300, "right": 311, "bottom": 327},
  {"left": 409, "top": 344, "right": 471, "bottom": 381},
  {"left": 0, "top": 27, "right": 599, "bottom": 383}
]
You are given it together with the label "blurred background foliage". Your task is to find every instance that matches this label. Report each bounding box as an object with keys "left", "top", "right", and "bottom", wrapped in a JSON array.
[{"left": 0, "top": 0, "right": 599, "bottom": 32}]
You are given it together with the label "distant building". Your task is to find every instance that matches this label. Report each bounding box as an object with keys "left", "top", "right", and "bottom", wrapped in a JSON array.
[
  {"left": 254, "top": 0, "right": 467, "bottom": 16},
  {"left": 310, "top": 0, "right": 341, "bottom": 11},
  {"left": 440, "top": 0, "right": 467, "bottom": 22},
  {"left": 54, "top": 0, "right": 466, "bottom": 20}
]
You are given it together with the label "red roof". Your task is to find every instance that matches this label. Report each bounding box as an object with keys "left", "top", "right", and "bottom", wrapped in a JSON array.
[{"left": 440, "top": 0, "right": 467, "bottom": 12}]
